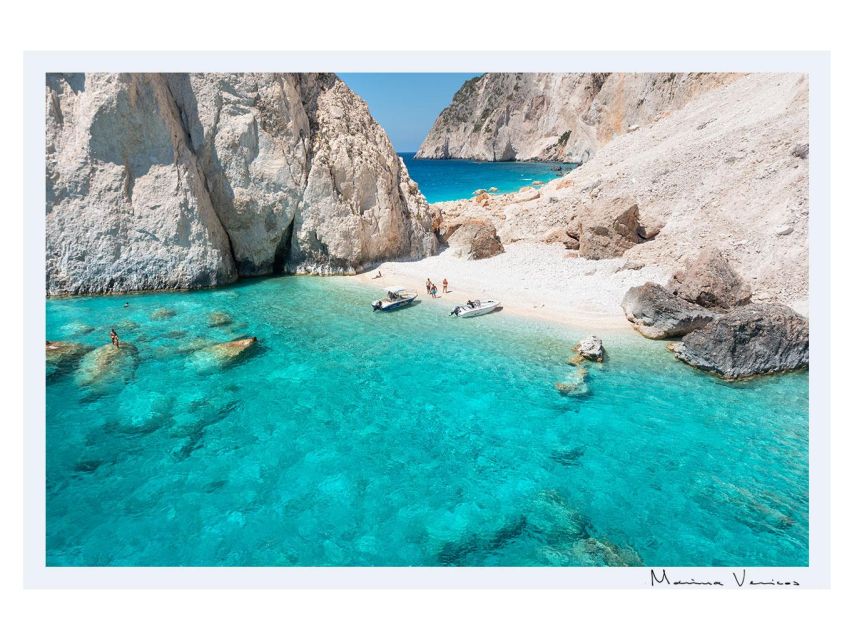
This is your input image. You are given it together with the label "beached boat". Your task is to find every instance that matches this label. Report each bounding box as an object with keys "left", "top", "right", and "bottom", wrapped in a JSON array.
[
  {"left": 450, "top": 299, "right": 501, "bottom": 318},
  {"left": 371, "top": 286, "right": 418, "bottom": 311}
]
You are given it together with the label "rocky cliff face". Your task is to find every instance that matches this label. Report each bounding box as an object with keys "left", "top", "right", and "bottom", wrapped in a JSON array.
[
  {"left": 46, "top": 73, "right": 437, "bottom": 295},
  {"left": 425, "top": 73, "right": 809, "bottom": 311},
  {"left": 416, "top": 73, "right": 737, "bottom": 162}
]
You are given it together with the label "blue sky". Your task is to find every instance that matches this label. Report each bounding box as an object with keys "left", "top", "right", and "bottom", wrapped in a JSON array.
[{"left": 339, "top": 73, "right": 481, "bottom": 152}]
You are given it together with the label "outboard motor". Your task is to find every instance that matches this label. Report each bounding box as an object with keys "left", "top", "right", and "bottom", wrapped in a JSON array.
[
  {"left": 372, "top": 300, "right": 383, "bottom": 311},
  {"left": 450, "top": 306, "right": 462, "bottom": 316}
]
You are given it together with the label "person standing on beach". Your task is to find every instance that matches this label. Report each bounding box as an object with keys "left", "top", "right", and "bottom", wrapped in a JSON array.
[
  {"left": 426, "top": 278, "right": 433, "bottom": 294},
  {"left": 109, "top": 328, "right": 120, "bottom": 349},
  {"left": 442, "top": 278, "right": 448, "bottom": 293}
]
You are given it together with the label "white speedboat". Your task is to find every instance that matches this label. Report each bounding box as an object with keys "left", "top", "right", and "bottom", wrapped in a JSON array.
[
  {"left": 450, "top": 299, "right": 501, "bottom": 318},
  {"left": 371, "top": 286, "right": 418, "bottom": 311}
]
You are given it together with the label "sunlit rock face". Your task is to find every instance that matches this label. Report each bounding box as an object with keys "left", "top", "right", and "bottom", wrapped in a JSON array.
[
  {"left": 46, "top": 73, "right": 438, "bottom": 295},
  {"left": 416, "top": 73, "right": 738, "bottom": 163}
]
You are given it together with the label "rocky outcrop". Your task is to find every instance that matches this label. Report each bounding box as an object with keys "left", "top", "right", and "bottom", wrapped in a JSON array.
[
  {"left": 196, "top": 336, "right": 258, "bottom": 367},
  {"left": 622, "top": 283, "right": 718, "bottom": 339},
  {"left": 574, "top": 336, "right": 605, "bottom": 362},
  {"left": 669, "top": 247, "right": 751, "bottom": 310},
  {"left": 416, "top": 73, "right": 738, "bottom": 162},
  {"left": 74, "top": 343, "right": 140, "bottom": 387},
  {"left": 46, "top": 73, "right": 438, "bottom": 295},
  {"left": 442, "top": 217, "right": 504, "bottom": 260},
  {"left": 46, "top": 341, "right": 91, "bottom": 377},
  {"left": 419, "top": 74, "right": 808, "bottom": 312},
  {"left": 670, "top": 304, "right": 808, "bottom": 379},
  {"left": 578, "top": 197, "right": 643, "bottom": 260}
]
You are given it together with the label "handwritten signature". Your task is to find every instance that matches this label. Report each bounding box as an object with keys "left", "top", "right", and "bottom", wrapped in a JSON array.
[{"left": 651, "top": 569, "right": 800, "bottom": 587}]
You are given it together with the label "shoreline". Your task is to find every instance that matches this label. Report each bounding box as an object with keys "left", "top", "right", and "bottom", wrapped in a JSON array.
[{"left": 351, "top": 241, "right": 671, "bottom": 335}]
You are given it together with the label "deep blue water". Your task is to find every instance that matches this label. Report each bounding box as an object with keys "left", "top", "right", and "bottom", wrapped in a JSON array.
[
  {"left": 399, "top": 152, "right": 575, "bottom": 202},
  {"left": 46, "top": 277, "right": 808, "bottom": 566}
]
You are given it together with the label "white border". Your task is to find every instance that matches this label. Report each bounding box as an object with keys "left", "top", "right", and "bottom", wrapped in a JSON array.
[{"left": 23, "top": 51, "right": 830, "bottom": 589}]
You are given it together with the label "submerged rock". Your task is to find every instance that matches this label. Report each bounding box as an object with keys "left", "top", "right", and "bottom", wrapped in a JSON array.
[
  {"left": 208, "top": 311, "right": 233, "bottom": 327},
  {"left": 573, "top": 537, "right": 643, "bottom": 567},
  {"left": 60, "top": 321, "right": 95, "bottom": 336},
  {"left": 74, "top": 343, "right": 139, "bottom": 388},
  {"left": 150, "top": 307, "right": 177, "bottom": 320},
  {"left": 46, "top": 341, "right": 91, "bottom": 376},
  {"left": 555, "top": 366, "right": 589, "bottom": 397},
  {"left": 670, "top": 303, "right": 808, "bottom": 379},
  {"left": 622, "top": 283, "right": 718, "bottom": 339},
  {"left": 669, "top": 247, "right": 751, "bottom": 310},
  {"left": 574, "top": 335, "right": 605, "bottom": 362},
  {"left": 550, "top": 446, "right": 585, "bottom": 466},
  {"left": 194, "top": 337, "right": 258, "bottom": 367}
]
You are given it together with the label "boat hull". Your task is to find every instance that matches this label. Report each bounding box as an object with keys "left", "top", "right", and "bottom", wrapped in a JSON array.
[
  {"left": 372, "top": 294, "right": 418, "bottom": 311},
  {"left": 451, "top": 301, "right": 501, "bottom": 318}
]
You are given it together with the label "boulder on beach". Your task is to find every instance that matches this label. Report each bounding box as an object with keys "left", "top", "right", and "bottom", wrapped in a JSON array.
[
  {"left": 74, "top": 343, "right": 139, "bottom": 388},
  {"left": 514, "top": 189, "right": 540, "bottom": 203},
  {"left": 622, "top": 283, "right": 718, "bottom": 339},
  {"left": 208, "top": 311, "right": 233, "bottom": 327},
  {"left": 444, "top": 218, "right": 504, "bottom": 260},
  {"left": 574, "top": 336, "right": 605, "bottom": 362},
  {"left": 670, "top": 303, "right": 808, "bottom": 379},
  {"left": 669, "top": 247, "right": 751, "bottom": 310},
  {"left": 578, "top": 197, "right": 644, "bottom": 260}
]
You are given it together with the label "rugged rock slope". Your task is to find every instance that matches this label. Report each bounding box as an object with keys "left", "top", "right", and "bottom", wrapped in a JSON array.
[
  {"left": 428, "top": 73, "right": 809, "bottom": 311},
  {"left": 416, "top": 73, "right": 737, "bottom": 162},
  {"left": 46, "top": 73, "right": 437, "bottom": 295}
]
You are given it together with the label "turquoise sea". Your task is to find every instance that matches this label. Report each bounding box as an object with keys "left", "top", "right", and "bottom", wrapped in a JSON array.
[
  {"left": 46, "top": 276, "right": 808, "bottom": 566},
  {"left": 399, "top": 152, "right": 575, "bottom": 202}
]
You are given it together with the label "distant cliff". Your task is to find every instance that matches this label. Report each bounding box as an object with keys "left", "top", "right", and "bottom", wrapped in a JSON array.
[
  {"left": 415, "top": 73, "right": 738, "bottom": 163},
  {"left": 46, "top": 73, "right": 437, "bottom": 295}
]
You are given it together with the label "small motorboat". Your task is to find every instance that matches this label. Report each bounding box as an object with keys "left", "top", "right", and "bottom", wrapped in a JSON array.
[
  {"left": 450, "top": 299, "right": 501, "bottom": 318},
  {"left": 372, "top": 286, "right": 418, "bottom": 311}
]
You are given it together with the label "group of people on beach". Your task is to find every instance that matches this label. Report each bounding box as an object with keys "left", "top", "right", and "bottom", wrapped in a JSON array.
[{"left": 425, "top": 278, "right": 449, "bottom": 298}]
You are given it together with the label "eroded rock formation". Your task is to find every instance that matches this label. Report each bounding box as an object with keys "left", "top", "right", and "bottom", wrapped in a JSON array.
[
  {"left": 441, "top": 216, "right": 504, "bottom": 260},
  {"left": 416, "top": 73, "right": 738, "bottom": 162},
  {"left": 670, "top": 304, "right": 808, "bottom": 378},
  {"left": 622, "top": 283, "right": 719, "bottom": 339},
  {"left": 46, "top": 73, "right": 438, "bottom": 295}
]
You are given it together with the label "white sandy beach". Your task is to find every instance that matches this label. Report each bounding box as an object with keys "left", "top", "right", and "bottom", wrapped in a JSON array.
[{"left": 354, "top": 241, "right": 671, "bottom": 332}]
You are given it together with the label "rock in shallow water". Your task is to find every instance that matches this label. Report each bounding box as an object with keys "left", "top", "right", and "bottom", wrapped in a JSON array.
[
  {"left": 74, "top": 343, "right": 139, "bottom": 388},
  {"left": 208, "top": 311, "right": 233, "bottom": 327},
  {"left": 194, "top": 337, "right": 258, "bottom": 368},
  {"left": 574, "top": 335, "right": 605, "bottom": 362},
  {"left": 46, "top": 341, "right": 91, "bottom": 377},
  {"left": 670, "top": 303, "right": 808, "bottom": 379},
  {"left": 622, "top": 283, "right": 718, "bottom": 339}
]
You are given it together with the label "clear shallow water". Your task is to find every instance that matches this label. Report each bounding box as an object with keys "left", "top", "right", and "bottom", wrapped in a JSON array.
[
  {"left": 399, "top": 152, "right": 576, "bottom": 202},
  {"left": 46, "top": 277, "right": 808, "bottom": 566}
]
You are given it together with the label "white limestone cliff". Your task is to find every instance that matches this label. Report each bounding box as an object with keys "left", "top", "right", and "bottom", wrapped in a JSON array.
[
  {"left": 416, "top": 73, "right": 737, "bottom": 163},
  {"left": 46, "top": 73, "right": 438, "bottom": 295}
]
